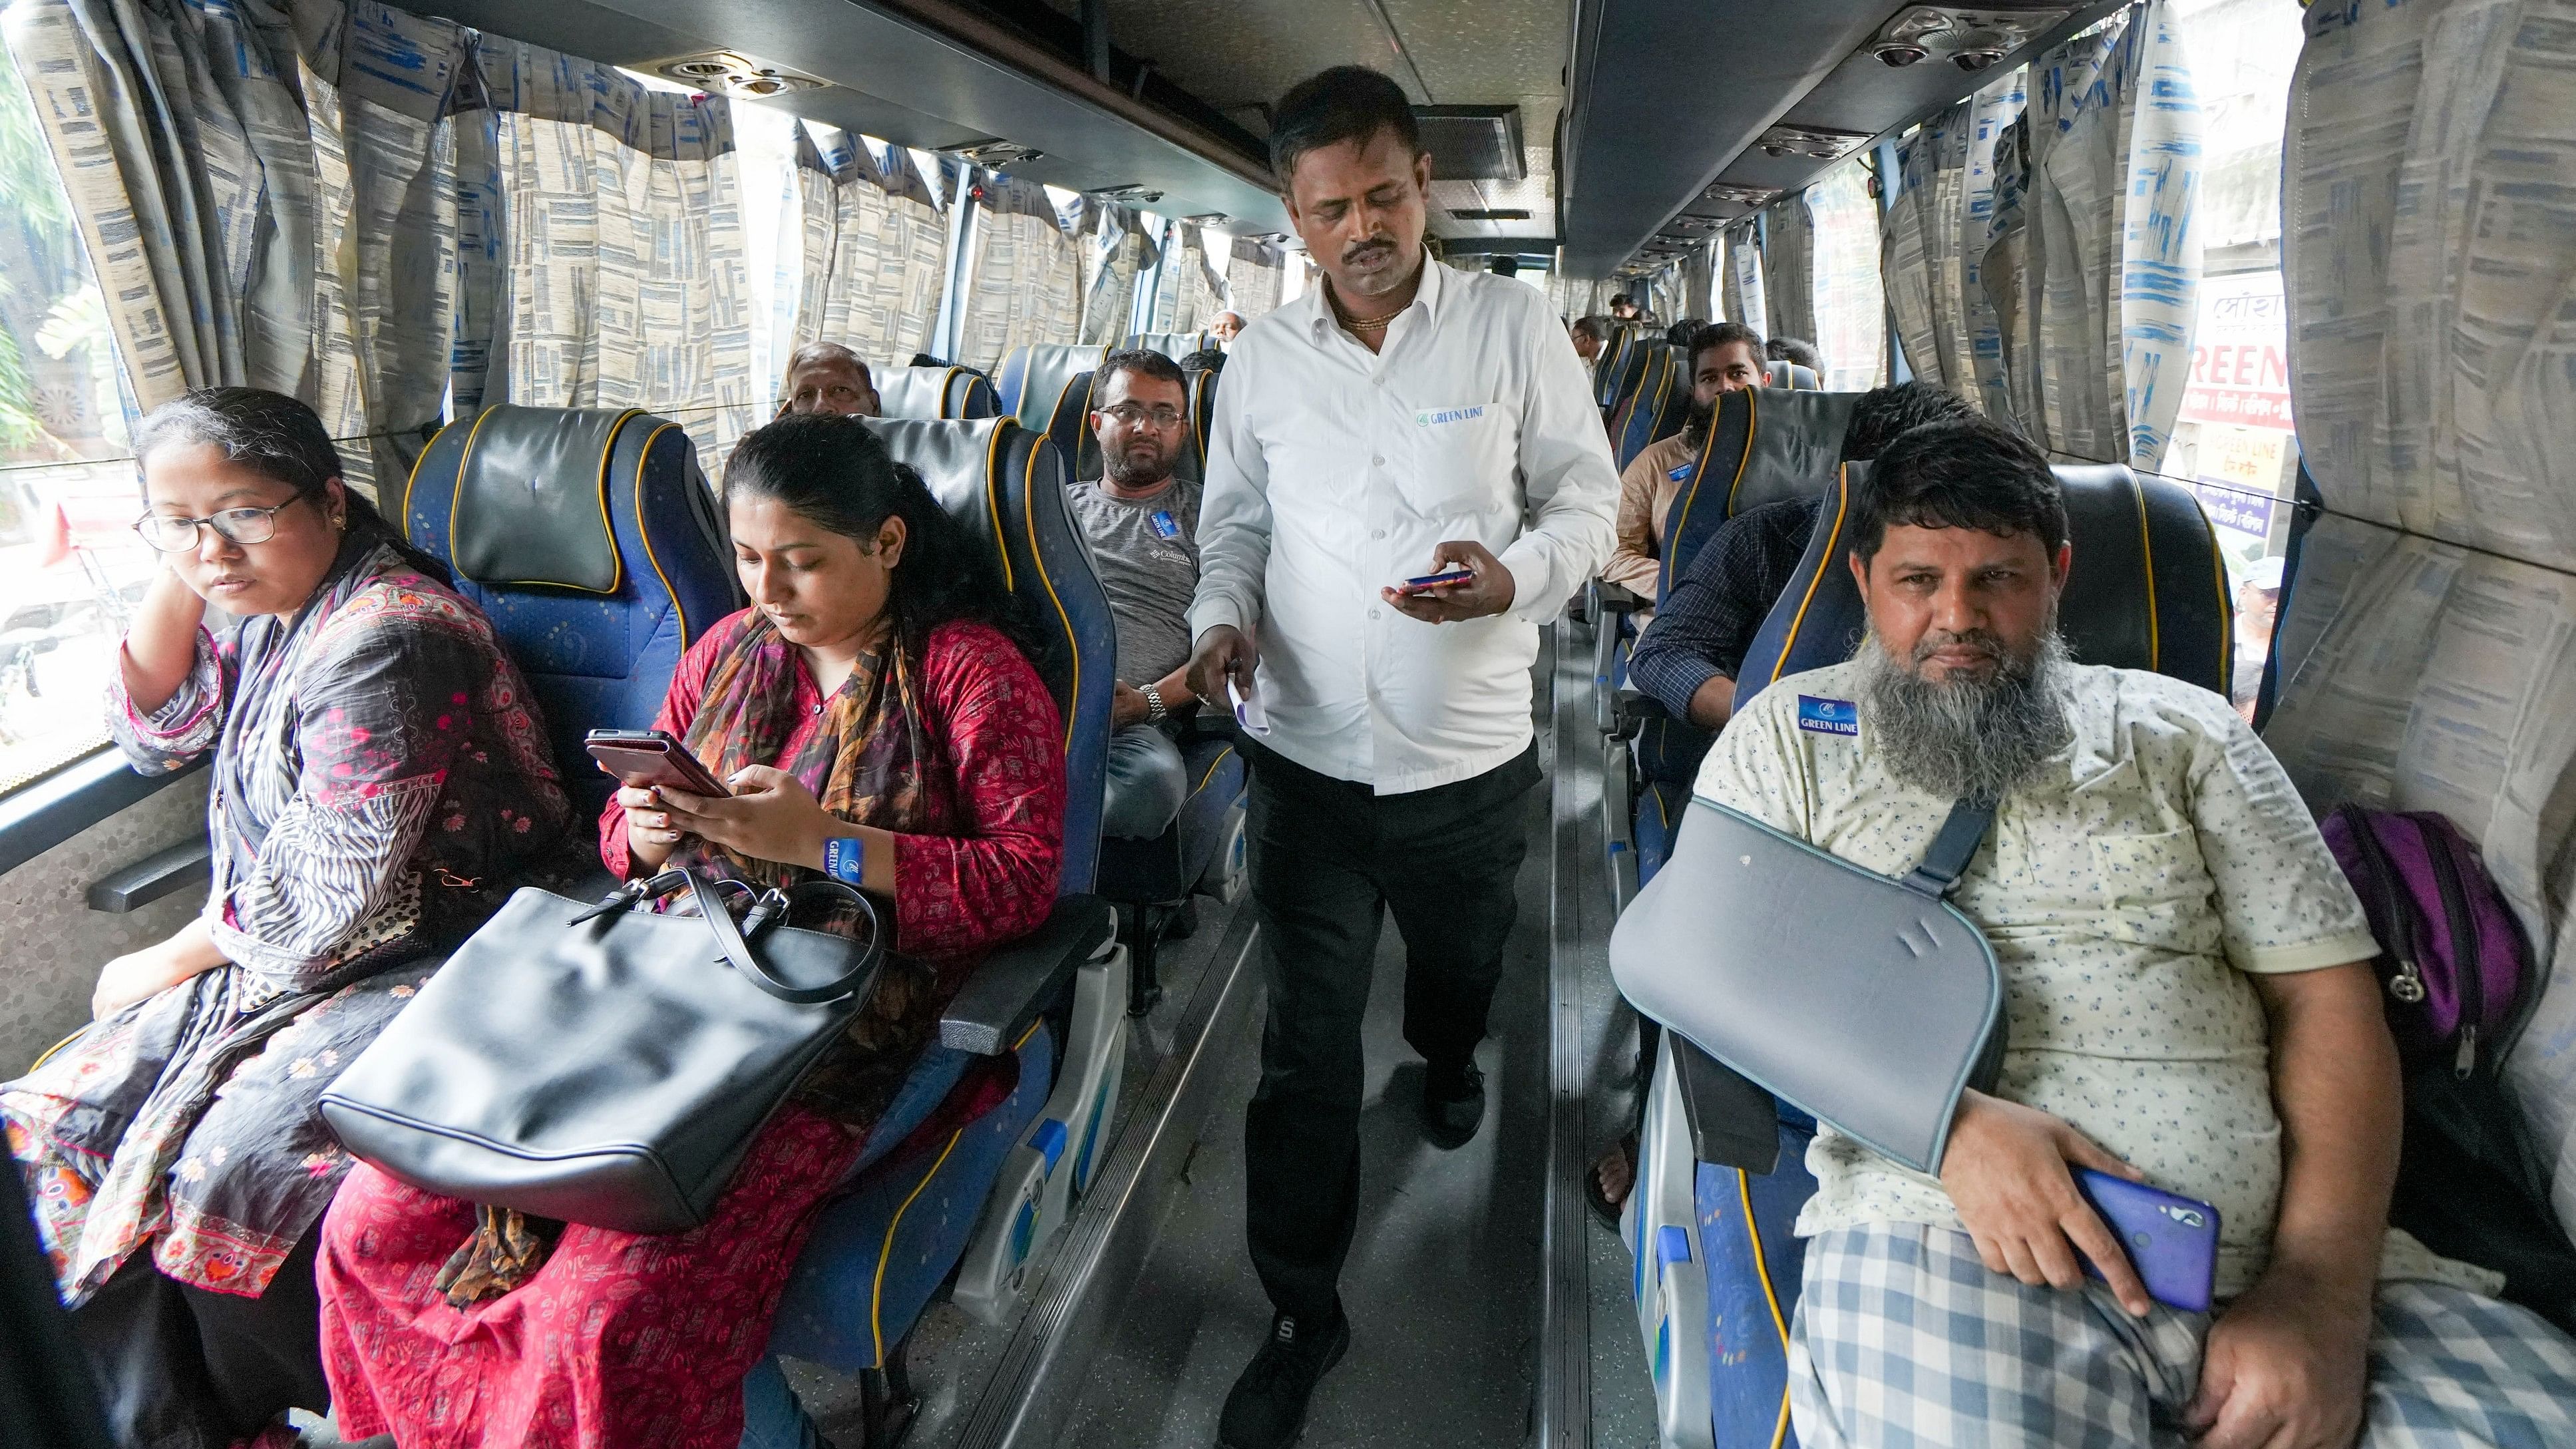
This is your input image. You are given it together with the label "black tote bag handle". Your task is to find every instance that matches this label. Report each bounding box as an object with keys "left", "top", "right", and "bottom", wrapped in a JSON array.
[{"left": 682, "top": 871, "right": 881, "bottom": 1005}]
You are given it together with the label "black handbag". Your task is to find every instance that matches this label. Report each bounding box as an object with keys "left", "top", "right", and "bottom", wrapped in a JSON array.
[{"left": 321, "top": 870, "right": 884, "bottom": 1234}]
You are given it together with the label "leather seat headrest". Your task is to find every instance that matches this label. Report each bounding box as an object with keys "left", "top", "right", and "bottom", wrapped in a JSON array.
[{"left": 447, "top": 405, "right": 633, "bottom": 593}]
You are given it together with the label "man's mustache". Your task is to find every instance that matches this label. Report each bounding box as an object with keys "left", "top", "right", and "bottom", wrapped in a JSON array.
[
  {"left": 1911, "top": 629, "right": 2005, "bottom": 668},
  {"left": 1341, "top": 235, "right": 1397, "bottom": 265}
]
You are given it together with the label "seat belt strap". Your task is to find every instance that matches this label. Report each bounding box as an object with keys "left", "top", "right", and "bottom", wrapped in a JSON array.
[{"left": 1899, "top": 795, "right": 1996, "bottom": 899}]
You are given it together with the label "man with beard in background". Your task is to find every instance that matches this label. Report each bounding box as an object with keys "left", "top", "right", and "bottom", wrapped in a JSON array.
[
  {"left": 1690, "top": 417, "right": 2576, "bottom": 1449},
  {"left": 1602, "top": 321, "right": 1765, "bottom": 607}
]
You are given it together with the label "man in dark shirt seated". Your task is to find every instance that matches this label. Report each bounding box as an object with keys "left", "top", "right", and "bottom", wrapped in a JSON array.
[
  {"left": 1069, "top": 349, "right": 1206, "bottom": 841},
  {"left": 1627, "top": 381, "right": 1978, "bottom": 731},
  {"left": 1592, "top": 381, "right": 1976, "bottom": 1221}
]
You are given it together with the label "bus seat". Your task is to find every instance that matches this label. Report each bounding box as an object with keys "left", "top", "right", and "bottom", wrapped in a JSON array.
[
  {"left": 1622, "top": 461, "right": 2233, "bottom": 1449},
  {"left": 1735, "top": 461, "right": 2233, "bottom": 711},
  {"left": 1629, "top": 388, "right": 1861, "bottom": 886},
  {"left": 1766, "top": 359, "right": 1822, "bottom": 389},
  {"left": 996, "top": 343, "right": 1109, "bottom": 433},
  {"left": 762, "top": 416, "right": 1129, "bottom": 1440},
  {"left": 874, "top": 363, "right": 1002, "bottom": 420},
  {"left": 1608, "top": 341, "right": 1691, "bottom": 471},
  {"left": 1124, "top": 329, "right": 1210, "bottom": 360},
  {"left": 1065, "top": 365, "right": 1246, "bottom": 1014},
  {"left": 398, "top": 405, "right": 741, "bottom": 821},
  {"left": 1596, "top": 326, "right": 1656, "bottom": 415}
]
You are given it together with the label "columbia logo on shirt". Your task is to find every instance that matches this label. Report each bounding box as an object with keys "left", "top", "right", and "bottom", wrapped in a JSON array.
[
  {"left": 1797, "top": 695, "right": 1859, "bottom": 737},
  {"left": 1415, "top": 405, "right": 1487, "bottom": 427}
]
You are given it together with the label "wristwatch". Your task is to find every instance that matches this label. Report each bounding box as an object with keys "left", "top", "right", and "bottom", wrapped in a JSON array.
[{"left": 1145, "top": 686, "right": 1169, "bottom": 724}]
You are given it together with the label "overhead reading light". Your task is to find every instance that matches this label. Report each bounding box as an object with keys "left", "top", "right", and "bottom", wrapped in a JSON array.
[
  {"left": 1091, "top": 182, "right": 1165, "bottom": 204},
  {"left": 647, "top": 50, "right": 828, "bottom": 100},
  {"left": 1867, "top": 6, "right": 2072, "bottom": 70},
  {"left": 1185, "top": 212, "right": 1230, "bottom": 226},
  {"left": 1755, "top": 125, "right": 1873, "bottom": 161},
  {"left": 1447, "top": 208, "right": 1532, "bottom": 222},
  {"left": 952, "top": 140, "right": 1045, "bottom": 168}
]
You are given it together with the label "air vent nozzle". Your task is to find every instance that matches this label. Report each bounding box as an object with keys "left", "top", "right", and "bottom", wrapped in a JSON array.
[
  {"left": 645, "top": 50, "right": 828, "bottom": 101},
  {"left": 1866, "top": 6, "right": 2072, "bottom": 70}
]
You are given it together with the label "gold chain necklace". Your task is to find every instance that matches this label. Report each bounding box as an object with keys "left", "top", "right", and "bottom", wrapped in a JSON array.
[{"left": 1331, "top": 295, "right": 1407, "bottom": 333}]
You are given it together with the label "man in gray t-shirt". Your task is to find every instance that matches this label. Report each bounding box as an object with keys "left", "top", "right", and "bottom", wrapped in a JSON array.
[{"left": 1073, "top": 351, "right": 1204, "bottom": 839}]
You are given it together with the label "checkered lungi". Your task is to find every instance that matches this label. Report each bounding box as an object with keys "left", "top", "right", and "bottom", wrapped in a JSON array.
[{"left": 1788, "top": 1223, "right": 2576, "bottom": 1448}]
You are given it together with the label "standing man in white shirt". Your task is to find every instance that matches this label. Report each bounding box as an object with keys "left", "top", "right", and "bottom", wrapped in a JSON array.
[{"left": 1183, "top": 65, "right": 1618, "bottom": 1449}]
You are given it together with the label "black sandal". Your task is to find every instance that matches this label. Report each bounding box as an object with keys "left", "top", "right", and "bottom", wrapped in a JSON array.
[{"left": 1585, "top": 1132, "right": 1638, "bottom": 1232}]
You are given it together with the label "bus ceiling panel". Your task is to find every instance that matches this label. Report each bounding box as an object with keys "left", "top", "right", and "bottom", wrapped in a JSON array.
[
  {"left": 449, "top": 0, "right": 1294, "bottom": 232},
  {"left": 1559, "top": 0, "right": 1899, "bottom": 277},
  {"left": 1562, "top": 0, "right": 2127, "bottom": 277}
]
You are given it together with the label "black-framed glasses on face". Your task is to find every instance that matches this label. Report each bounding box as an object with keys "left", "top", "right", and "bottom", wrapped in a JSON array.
[
  {"left": 1099, "top": 403, "right": 1185, "bottom": 430},
  {"left": 133, "top": 496, "right": 306, "bottom": 552}
]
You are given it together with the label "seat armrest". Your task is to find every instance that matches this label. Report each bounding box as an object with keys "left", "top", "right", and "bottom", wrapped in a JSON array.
[
  {"left": 1595, "top": 581, "right": 1648, "bottom": 615},
  {"left": 1610, "top": 687, "right": 1668, "bottom": 741},
  {"left": 1674, "top": 1037, "right": 1780, "bottom": 1173},
  {"left": 938, "top": 895, "right": 1117, "bottom": 1055}
]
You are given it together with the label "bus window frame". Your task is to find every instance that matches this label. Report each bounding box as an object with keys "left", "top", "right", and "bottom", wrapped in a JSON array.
[{"left": 0, "top": 746, "right": 203, "bottom": 879}]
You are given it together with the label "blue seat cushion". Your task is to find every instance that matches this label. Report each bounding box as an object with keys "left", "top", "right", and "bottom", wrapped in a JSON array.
[
  {"left": 770, "top": 1023, "right": 1057, "bottom": 1372},
  {"left": 1696, "top": 1120, "right": 1819, "bottom": 1448}
]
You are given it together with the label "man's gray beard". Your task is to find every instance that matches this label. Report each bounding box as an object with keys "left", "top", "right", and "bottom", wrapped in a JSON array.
[{"left": 1855, "top": 621, "right": 2075, "bottom": 803}]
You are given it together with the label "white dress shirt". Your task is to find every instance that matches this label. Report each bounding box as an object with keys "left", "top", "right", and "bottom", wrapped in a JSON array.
[{"left": 1187, "top": 259, "right": 1619, "bottom": 793}]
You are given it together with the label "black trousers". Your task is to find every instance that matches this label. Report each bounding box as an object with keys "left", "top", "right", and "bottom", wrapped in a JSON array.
[
  {"left": 69, "top": 1231, "right": 330, "bottom": 1449},
  {"left": 1240, "top": 738, "right": 1541, "bottom": 1322}
]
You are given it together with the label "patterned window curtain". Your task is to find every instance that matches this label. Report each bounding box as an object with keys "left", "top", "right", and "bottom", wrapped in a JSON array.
[
  {"left": 786, "top": 122, "right": 947, "bottom": 370},
  {"left": 1079, "top": 203, "right": 1153, "bottom": 345},
  {"left": 1883, "top": 100, "right": 1978, "bottom": 397},
  {"left": 2014, "top": 1, "right": 2203, "bottom": 467},
  {"left": 2, "top": 0, "right": 465, "bottom": 493},
  {"left": 453, "top": 35, "right": 755, "bottom": 475},
  {"left": 1161, "top": 222, "right": 1228, "bottom": 334},
  {"left": 1723, "top": 220, "right": 1766, "bottom": 335},
  {"left": 2256, "top": 0, "right": 2576, "bottom": 1191},
  {"left": 1962, "top": 69, "right": 2030, "bottom": 422},
  {"left": 1224, "top": 235, "right": 1284, "bottom": 322},
  {"left": 1760, "top": 200, "right": 1815, "bottom": 343},
  {"left": 957, "top": 172, "right": 1080, "bottom": 369},
  {"left": 1806, "top": 162, "right": 1886, "bottom": 389},
  {"left": 1681, "top": 239, "right": 1716, "bottom": 323}
]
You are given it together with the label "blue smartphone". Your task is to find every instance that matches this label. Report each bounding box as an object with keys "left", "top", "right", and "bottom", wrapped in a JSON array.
[
  {"left": 1402, "top": 566, "right": 1475, "bottom": 592},
  {"left": 2074, "top": 1168, "right": 2220, "bottom": 1313}
]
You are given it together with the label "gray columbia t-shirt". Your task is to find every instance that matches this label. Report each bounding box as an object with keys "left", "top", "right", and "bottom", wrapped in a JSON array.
[{"left": 1066, "top": 473, "right": 1200, "bottom": 686}]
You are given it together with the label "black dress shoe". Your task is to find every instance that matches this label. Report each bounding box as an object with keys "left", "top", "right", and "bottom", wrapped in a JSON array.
[
  {"left": 1217, "top": 1306, "right": 1350, "bottom": 1449},
  {"left": 1421, "top": 1058, "right": 1487, "bottom": 1150}
]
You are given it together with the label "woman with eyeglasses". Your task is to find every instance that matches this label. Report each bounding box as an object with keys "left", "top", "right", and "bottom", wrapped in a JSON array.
[{"left": 1, "top": 387, "right": 569, "bottom": 1449}]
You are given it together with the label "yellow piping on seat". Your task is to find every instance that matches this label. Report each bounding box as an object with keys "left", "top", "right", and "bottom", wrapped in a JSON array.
[
  {"left": 1767, "top": 466, "right": 1852, "bottom": 686},
  {"left": 631, "top": 422, "right": 695, "bottom": 649},
  {"left": 1739, "top": 1168, "right": 1794, "bottom": 1449},
  {"left": 982, "top": 426, "right": 1015, "bottom": 590},
  {"left": 1020, "top": 440, "right": 1081, "bottom": 751},
  {"left": 2128, "top": 471, "right": 2161, "bottom": 672},
  {"left": 870, "top": 1128, "right": 962, "bottom": 1366},
  {"left": 1193, "top": 746, "right": 1235, "bottom": 797},
  {"left": 397, "top": 416, "right": 460, "bottom": 540},
  {"left": 1720, "top": 387, "right": 1761, "bottom": 516}
]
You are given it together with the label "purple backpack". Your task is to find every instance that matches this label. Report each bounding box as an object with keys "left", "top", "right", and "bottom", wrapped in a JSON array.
[{"left": 2319, "top": 805, "right": 2534, "bottom": 1078}]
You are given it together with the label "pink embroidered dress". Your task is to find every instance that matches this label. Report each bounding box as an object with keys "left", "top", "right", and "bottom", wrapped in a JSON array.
[{"left": 315, "top": 610, "right": 1065, "bottom": 1449}]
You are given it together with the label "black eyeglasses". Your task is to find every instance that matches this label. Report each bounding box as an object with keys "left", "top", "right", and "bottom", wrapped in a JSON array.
[
  {"left": 1098, "top": 403, "right": 1186, "bottom": 430},
  {"left": 133, "top": 496, "right": 307, "bottom": 552}
]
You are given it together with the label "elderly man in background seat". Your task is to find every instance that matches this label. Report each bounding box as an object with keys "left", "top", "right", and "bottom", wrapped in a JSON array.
[
  {"left": 775, "top": 341, "right": 881, "bottom": 418},
  {"left": 1697, "top": 418, "right": 2576, "bottom": 1449},
  {"left": 1570, "top": 315, "right": 1608, "bottom": 367}
]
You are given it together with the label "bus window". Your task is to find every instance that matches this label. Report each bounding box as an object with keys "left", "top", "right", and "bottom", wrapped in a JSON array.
[
  {"left": 1804, "top": 158, "right": 1890, "bottom": 391},
  {"left": 0, "top": 47, "right": 142, "bottom": 797}
]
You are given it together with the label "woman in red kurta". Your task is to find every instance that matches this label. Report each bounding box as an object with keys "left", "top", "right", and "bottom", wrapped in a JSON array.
[{"left": 315, "top": 414, "right": 1065, "bottom": 1448}]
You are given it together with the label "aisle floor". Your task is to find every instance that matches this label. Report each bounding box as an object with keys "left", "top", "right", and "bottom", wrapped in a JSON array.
[{"left": 1058, "top": 784, "right": 1556, "bottom": 1449}]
